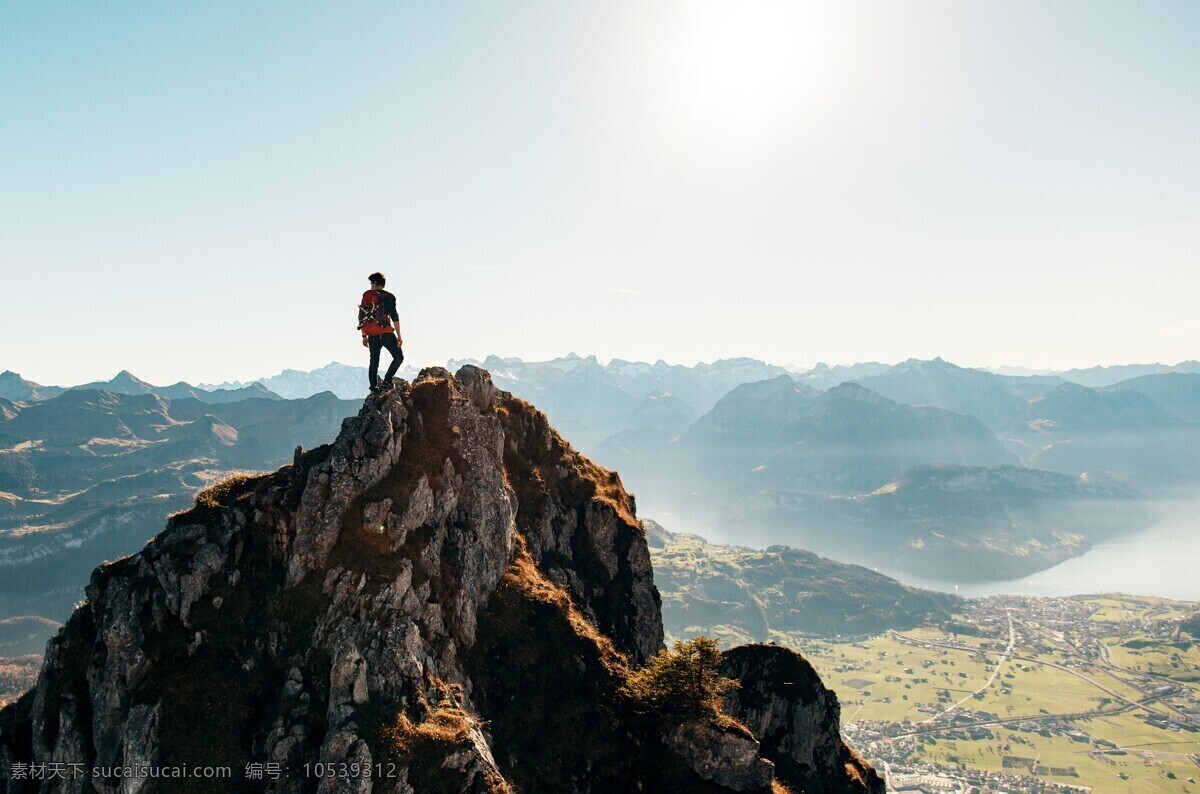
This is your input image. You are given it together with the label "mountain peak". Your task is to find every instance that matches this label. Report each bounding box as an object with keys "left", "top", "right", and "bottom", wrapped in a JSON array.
[
  {"left": 1, "top": 366, "right": 879, "bottom": 793},
  {"left": 105, "top": 370, "right": 155, "bottom": 390},
  {"left": 894, "top": 356, "right": 953, "bottom": 371},
  {"left": 0, "top": 371, "right": 63, "bottom": 402},
  {"left": 824, "top": 381, "right": 894, "bottom": 405}
]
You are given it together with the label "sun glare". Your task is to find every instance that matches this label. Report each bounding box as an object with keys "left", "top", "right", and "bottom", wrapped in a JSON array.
[
  {"left": 686, "top": 2, "right": 818, "bottom": 128},
  {"left": 627, "top": 0, "right": 866, "bottom": 163}
]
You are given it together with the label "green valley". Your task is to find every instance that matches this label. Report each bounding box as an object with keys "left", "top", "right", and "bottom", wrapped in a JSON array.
[{"left": 652, "top": 530, "right": 1200, "bottom": 792}]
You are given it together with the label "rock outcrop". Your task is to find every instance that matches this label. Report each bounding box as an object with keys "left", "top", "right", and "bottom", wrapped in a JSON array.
[
  {"left": 721, "top": 645, "right": 885, "bottom": 793},
  {"left": 1, "top": 367, "right": 879, "bottom": 793}
]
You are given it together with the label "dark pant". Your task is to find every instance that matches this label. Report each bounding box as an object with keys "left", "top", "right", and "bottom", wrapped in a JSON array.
[{"left": 368, "top": 334, "right": 404, "bottom": 387}]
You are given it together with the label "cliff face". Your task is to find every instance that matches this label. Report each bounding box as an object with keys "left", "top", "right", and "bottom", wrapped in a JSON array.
[{"left": 0, "top": 367, "right": 879, "bottom": 794}]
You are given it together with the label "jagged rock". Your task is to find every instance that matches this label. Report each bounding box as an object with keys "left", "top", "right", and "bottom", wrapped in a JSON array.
[
  {"left": 0, "top": 367, "right": 878, "bottom": 793},
  {"left": 663, "top": 720, "right": 774, "bottom": 791},
  {"left": 721, "top": 645, "right": 885, "bottom": 793}
]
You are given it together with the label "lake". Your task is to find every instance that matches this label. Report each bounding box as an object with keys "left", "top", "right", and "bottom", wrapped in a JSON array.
[{"left": 879, "top": 496, "right": 1200, "bottom": 601}]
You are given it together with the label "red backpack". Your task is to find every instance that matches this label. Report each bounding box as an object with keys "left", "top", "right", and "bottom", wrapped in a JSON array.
[{"left": 357, "top": 290, "right": 393, "bottom": 336}]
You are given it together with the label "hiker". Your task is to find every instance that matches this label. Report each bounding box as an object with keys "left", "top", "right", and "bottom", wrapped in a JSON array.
[{"left": 358, "top": 272, "right": 404, "bottom": 393}]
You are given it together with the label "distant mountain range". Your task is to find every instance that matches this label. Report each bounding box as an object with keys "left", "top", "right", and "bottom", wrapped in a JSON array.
[
  {"left": 196, "top": 353, "right": 1200, "bottom": 461},
  {"left": 600, "top": 367, "right": 1161, "bottom": 580},
  {"left": 200, "top": 361, "right": 421, "bottom": 400},
  {"left": 853, "top": 358, "right": 1030, "bottom": 432},
  {"left": 790, "top": 361, "right": 893, "bottom": 390},
  {"left": 1109, "top": 372, "right": 1200, "bottom": 423},
  {"left": 0, "top": 384, "right": 357, "bottom": 622},
  {"left": 592, "top": 357, "right": 1197, "bottom": 581},
  {"left": 11, "top": 354, "right": 1200, "bottom": 434},
  {"left": 448, "top": 354, "right": 793, "bottom": 449},
  {"left": 75, "top": 369, "right": 283, "bottom": 403},
  {"left": 0, "top": 372, "right": 64, "bottom": 402},
  {"left": 4, "top": 354, "right": 1199, "bottom": 592},
  {"left": 2, "top": 369, "right": 283, "bottom": 404},
  {"left": 1005, "top": 381, "right": 1200, "bottom": 487},
  {"left": 1053, "top": 361, "right": 1200, "bottom": 388},
  {"left": 665, "top": 377, "right": 1015, "bottom": 495}
]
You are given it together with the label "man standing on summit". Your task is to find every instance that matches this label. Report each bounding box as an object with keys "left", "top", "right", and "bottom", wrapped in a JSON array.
[{"left": 358, "top": 272, "right": 404, "bottom": 393}]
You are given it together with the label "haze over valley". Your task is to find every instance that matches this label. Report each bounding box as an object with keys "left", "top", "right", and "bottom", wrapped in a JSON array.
[{"left": 4, "top": 353, "right": 1198, "bottom": 626}]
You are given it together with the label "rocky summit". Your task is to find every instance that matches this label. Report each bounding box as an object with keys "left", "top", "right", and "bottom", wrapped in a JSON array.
[{"left": 0, "top": 366, "right": 881, "bottom": 794}]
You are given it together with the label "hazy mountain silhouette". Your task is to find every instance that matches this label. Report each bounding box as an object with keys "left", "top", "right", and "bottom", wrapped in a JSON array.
[
  {"left": 0, "top": 387, "right": 358, "bottom": 621},
  {"left": 468, "top": 354, "right": 642, "bottom": 448},
  {"left": 7, "top": 355, "right": 1194, "bottom": 597},
  {"left": 790, "top": 361, "right": 891, "bottom": 390},
  {"left": 1109, "top": 371, "right": 1200, "bottom": 423},
  {"left": 1016, "top": 381, "right": 1179, "bottom": 432},
  {"left": 628, "top": 390, "right": 698, "bottom": 436},
  {"left": 668, "top": 464, "right": 1151, "bottom": 581},
  {"left": 994, "top": 373, "right": 1066, "bottom": 400},
  {"left": 669, "top": 378, "right": 1013, "bottom": 495},
  {"left": 851, "top": 357, "right": 1028, "bottom": 432},
  {"left": 211, "top": 355, "right": 792, "bottom": 448},
  {"left": 0, "top": 372, "right": 63, "bottom": 402},
  {"left": 673, "top": 375, "right": 821, "bottom": 480},
  {"left": 457, "top": 354, "right": 793, "bottom": 449},
  {"left": 1054, "top": 360, "right": 1200, "bottom": 388},
  {"left": 1004, "top": 382, "right": 1200, "bottom": 489},
  {"left": 201, "top": 361, "right": 400, "bottom": 400},
  {"left": 70, "top": 370, "right": 283, "bottom": 403},
  {"left": 591, "top": 371, "right": 1164, "bottom": 580},
  {"left": 761, "top": 382, "right": 1016, "bottom": 494}
]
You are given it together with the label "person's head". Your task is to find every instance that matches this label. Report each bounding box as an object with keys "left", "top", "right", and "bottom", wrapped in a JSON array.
[{"left": 368, "top": 272, "right": 386, "bottom": 289}]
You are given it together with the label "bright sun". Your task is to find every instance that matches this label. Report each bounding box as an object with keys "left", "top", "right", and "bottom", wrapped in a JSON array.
[
  {"left": 686, "top": 2, "right": 820, "bottom": 126},
  {"left": 691, "top": 2, "right": 840, "bottom": 130},
  {"left": 628, "top": 0, "right": 867, "bottom": 161}
]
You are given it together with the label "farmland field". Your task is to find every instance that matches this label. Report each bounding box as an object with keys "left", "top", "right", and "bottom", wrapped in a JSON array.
[{"left": 783, "top": 595, "right": 1200, "bottom": 793}]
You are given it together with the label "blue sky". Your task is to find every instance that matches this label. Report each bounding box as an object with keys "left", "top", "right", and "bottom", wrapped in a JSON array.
[{"left": 2, "top": 1, "right": 1198, "bottom": 386}]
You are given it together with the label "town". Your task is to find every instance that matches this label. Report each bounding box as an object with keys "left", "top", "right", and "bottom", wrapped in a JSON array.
[{"left": 790, "top": 595, "right": 1200, "bottom": 793}]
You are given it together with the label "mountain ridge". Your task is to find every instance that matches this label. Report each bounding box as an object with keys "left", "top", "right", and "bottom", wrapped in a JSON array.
[
  {"left": 647, "top": 522, "right": 957, "bottom": 642},
  {"left": 0, "top": 388, "right": 360, "bottom": 622}
]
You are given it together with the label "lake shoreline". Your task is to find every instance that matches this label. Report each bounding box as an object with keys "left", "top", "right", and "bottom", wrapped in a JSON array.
[{"left": 875, "top": 496, "right": 1200, "bottom": 601}]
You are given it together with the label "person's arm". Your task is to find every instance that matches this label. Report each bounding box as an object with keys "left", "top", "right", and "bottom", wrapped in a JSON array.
[{"left": 388, "top": 293, "right": 402, "bottom": 344}]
